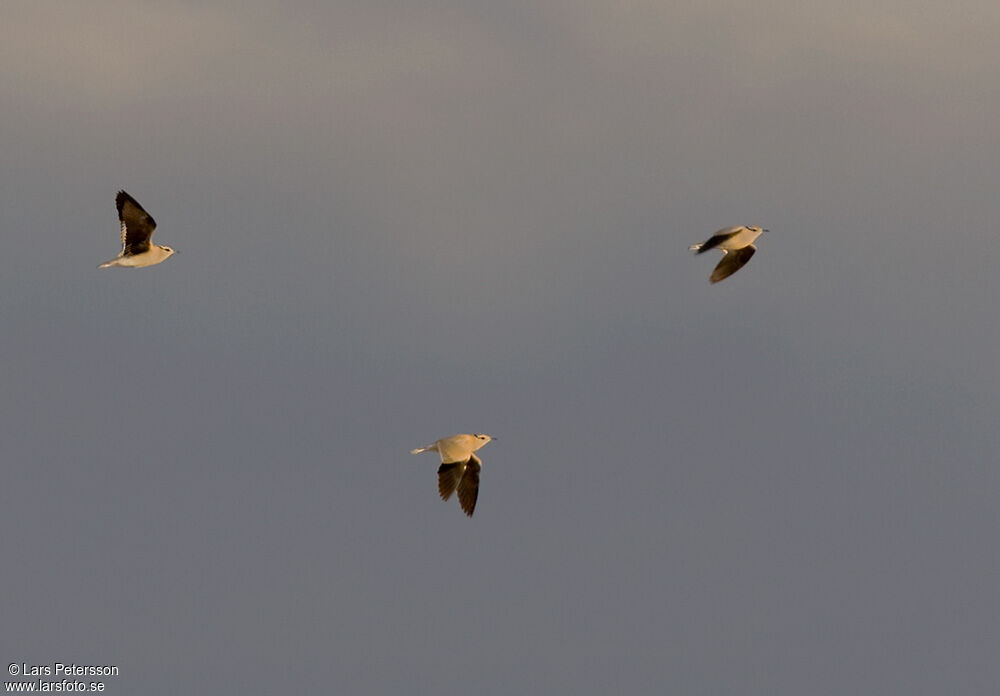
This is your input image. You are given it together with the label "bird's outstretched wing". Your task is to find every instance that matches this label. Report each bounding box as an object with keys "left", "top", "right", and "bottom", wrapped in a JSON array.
[
  {"left": 710, "top": 245, "right": 756, "bottom": 283},
  {"left": 456, "top": 454, "right": 481, "bottom": 517},
  {"left": 116, "top": 190, "right": 157, "bottom": 255},
  {"left": 438, "top": 459, "right": 467, "bottom": 501},
  {"left": 694, "top": 227, "right": 741, "bottom": 254}
]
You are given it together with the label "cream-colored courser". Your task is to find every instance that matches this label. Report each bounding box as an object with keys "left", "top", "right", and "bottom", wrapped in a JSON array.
[
  {"left": 99, "top": 191, "right": 176, "bottom": 268},
  {"left": 411, "top": 433, "right": 495, "bottom": 517},
  {"left": 689, "top": 225, "right": 767, "bottom": 283}
]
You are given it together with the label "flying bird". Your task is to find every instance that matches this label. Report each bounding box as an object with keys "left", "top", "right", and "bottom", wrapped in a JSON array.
[
  {"left": 689, "top": 225, "right": 767, "bottom": 283},
  {"left": 411, "top": 433, "right": 495, "bottom": 517},
  {"left": 99, "top": 191, "right": 176, "bottom": 268}
]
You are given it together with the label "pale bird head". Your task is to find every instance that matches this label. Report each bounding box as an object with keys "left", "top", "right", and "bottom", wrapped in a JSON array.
[
  {"left": 158, "top": 245, "right": 177, "bottom": 258},
  {"left": 473, "top": 433, "right": 494, "bottom": 446}
]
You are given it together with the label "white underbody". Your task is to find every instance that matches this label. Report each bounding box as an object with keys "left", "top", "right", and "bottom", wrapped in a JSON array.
[
  {"left": 100, "top": 246, "right": 175, "bottom": 268},
  {"left": 717, "top": 227, "right": 762, "bottom": 250},
  {"left": 411, "top": 433, "right": 491, "bottom": 463},
  {"left": 689, "top": 226, "right": 764, "bottom": 254}
]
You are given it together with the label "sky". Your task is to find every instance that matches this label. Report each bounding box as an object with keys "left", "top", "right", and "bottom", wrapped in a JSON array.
[{"left": 2, "top": 1, "right": 999, "bottom": 693}]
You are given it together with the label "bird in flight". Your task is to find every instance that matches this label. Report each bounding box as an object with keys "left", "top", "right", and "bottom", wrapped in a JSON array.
[
  {"left": 411, "top": 433, "right": 495, "bottom": 517},
  {"left": 689, "top": 225, "right": 767, "bottom": 283},
  {"left": 99, "top": 191, "right": 176, "bottom": 268}
]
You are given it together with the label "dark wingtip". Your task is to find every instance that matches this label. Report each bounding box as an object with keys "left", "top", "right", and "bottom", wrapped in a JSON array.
[
  {"left": 437, "top": 462, "right": 460, "bottom": 501},
  {"left": 115, "top": 190, "right": 129, "bottom": 216},
  {"left": 115, "top": 190, "right": 156, "bottom": 228}
]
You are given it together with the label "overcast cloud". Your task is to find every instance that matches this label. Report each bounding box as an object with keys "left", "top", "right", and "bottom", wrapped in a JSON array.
[{"left": 1, "top": 2, "right": 999, "bottom": 694}]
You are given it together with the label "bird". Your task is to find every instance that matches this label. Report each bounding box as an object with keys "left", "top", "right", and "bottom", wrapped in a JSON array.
[
  {"left": 689, "top": 225, "right": 767, "bottom": 283},
  {"left": 99, "top": 191, "right": 176, "bottom": 268},
  {"left": 411, "top": 433, "right": 495, "bottom": 517}
]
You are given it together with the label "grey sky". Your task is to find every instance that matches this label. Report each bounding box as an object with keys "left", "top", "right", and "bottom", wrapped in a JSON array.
[{"left": 2, "top": 1, "right": 999, "bottom": 694}]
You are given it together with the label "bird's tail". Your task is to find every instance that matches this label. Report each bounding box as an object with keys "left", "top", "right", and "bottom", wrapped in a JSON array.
[
  {"left": 688, "top": 242, "right": 703, "bottom": 252},
  {"left": 411, "top": 446, "right": 429, "bottom": 455}
]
